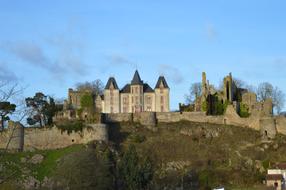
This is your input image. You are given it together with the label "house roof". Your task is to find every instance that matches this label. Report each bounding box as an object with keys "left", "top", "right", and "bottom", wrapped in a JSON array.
[
  {"left": 155, "top": 76, "right": 169, "bottom": 89},
  {"left": 276, "top": 163, "right": 286, "bottom": 170},
  {"left": 266, "top": 174, "right": 283, "bottom": 180},
  {"left": 131, "top": 70, "right": 143, "bottom": 85},
  {"left": 105, "top": 77, "right": 119, "bottom": 90},
  {"left": 120, "top": 83, "right": 154, "bottom": 93},
  {"left": 143, "top": 83, "right": 154, "bottom": 93},
  {"left": 120, "top": 84, "right": 131, "bottom": 93}
]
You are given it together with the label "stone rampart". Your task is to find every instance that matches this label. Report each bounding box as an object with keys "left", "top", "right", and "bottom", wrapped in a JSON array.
[
  {"left": 133, "top": 112, "right": 156, "bottom": 126},
  {"left": 275, "top": 116, "right": 286, "bottom": 135},
  {"left": 260, "top": 117, "right": 277, "bottom": 139},
  {"left": 104, "top": 113, "right": 132, "bottom": 123},
  {"left": 0, "top": 123, "right": 108, "bottom": 151}
]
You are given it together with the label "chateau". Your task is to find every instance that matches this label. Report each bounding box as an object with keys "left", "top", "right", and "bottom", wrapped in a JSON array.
[
  {"left": 62, "top": 70, "right": 170, "bottom": 119},
  {"left": 102, "top": 70, "right": 170, "bottom": 113}
]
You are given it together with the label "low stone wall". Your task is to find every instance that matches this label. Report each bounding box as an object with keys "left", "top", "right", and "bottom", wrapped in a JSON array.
[
  {"left": 0, "top": 123, "right": 108, "bottom": 151},
  {"left": 133, "top": 112, "right": 156, "bottom": 126},
  {"left": 156, "top": 111, "right": 225, "bottom": 125},
  {"left": 104, "top": 113, "right": 132, "bottom": 123}
]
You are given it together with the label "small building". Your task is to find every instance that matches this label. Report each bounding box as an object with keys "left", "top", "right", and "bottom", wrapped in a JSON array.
[
  {"left": 266, "top": 174, "right": 283, "bottom": 190},
  {"left": 213, "top": 187, "right": 224, "bottom": 190},
  {"left": 266, "top": 163, "right": 286, "bottom": 190}
]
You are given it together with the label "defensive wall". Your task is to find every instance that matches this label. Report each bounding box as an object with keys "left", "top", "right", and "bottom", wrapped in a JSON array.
[
  {"left": 103, "top": 105, "right": 286, "bottom": 137},
  {"left": 1, "top": 105, "right": 286, "bottom": 151},
  {"left": 0, "top": 122, "right": 108, "bottom": 151}
]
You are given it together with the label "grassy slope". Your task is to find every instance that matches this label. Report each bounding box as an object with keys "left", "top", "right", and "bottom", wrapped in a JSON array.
[
  {"left": 1, "top": 121, "right": 286, "bottom": 189},
  {"left": 109, "top": 121, "right": 286, "bottom": 189},
  {"left": 0, "top": 145, "right": 83, "bottom": 189}
]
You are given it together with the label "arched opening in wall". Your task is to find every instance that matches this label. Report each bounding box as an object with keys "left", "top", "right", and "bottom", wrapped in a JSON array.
[
  {"left": 226, "top": 81, "right": 230, "bottom": 101},
  {"left": 72, "top": 139, "right": 74, "bottom": 143},
  {"left": 274, "top": 182, "right": 278, "bottom": 187},
  {"left": 264, "top": 130, "right": 268, "bottom": 137},
  {"left": 224, "top": 119, "right": 227, "bottom": 125}
]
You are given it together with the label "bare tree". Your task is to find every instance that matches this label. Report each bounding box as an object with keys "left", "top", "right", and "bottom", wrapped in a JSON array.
[
  {"left": 185, "top": 82, "right": 202, "bottom": 104},
  {"left": 75, "top": 79, "right": 104, "bottom": 96},
  {"left": 257, "top": 82, "right": 285, "bottom": 114},
  {"left": 257, "top": 82, "right": 273, "bottom": 101}
]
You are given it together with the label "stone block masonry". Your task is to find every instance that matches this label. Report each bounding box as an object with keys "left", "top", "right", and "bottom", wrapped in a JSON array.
[{"left": 0, "top": 122, "right": 108, "bottom": 151}]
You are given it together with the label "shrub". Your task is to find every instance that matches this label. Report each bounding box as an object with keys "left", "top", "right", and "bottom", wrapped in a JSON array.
[
  {"left": 80, "top": 93, "right": 93, "bottom": 109},
  {"left": 202, "top": 101, "right": 208, "bottom": 112},
  {"left": 130, "top": 134, "right": 146, "bottom": 143},
  {"left": 239, "top": 103, "right": 250, "bottom": 118},
  {"left": 119, "top": 145, "right": 153, "bottom": 190},
  {"left": 56, "top": 120, "right": 90, "bottom": 134}
]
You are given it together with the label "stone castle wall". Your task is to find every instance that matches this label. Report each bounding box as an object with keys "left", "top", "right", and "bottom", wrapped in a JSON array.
[
  {"left": 2, "top": 109, "right": 285, "bottom": 152},
  {"left": 0, "top": 123, "right": 108, "bottom": 151},
  {"left": 103, "top": 106, "right": 286, "bottom": 138},
  {"left": 275, "top": 116, "right": 286, "bottom": 135},
  {"left": 104, "top": 113, "right": 132, "bottom": 123}
]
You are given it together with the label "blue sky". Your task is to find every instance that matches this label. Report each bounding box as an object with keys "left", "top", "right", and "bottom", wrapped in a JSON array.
[{"left": 0, "top": 0, "right": 285, "bottom": 110}]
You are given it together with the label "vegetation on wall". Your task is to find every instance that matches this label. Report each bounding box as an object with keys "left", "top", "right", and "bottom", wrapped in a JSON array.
[
  {"left": 202, "top": 100, "right": 208, "bottom": 112},
  {"left": 56, "top": 120, "right": 90, "bottom": 134},
  {"left": 206, "top": 96, "right": 228, "bottom": 115},
  {"left": 239, "top": 103, "right": 250, "bottom": 118}
]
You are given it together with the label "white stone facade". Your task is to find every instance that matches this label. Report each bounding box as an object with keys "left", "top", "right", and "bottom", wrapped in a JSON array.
[{"left": 102, "top": 70, "right": 170, "bottom": 113}]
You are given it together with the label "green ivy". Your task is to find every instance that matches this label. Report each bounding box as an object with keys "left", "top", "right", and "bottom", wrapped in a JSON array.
[
  {"left": 202, "top": 100, "right": 208, "bottom": 112},
  {"left": 239, "top": 103, "right": 250, "bottom": 118},
  {"left": 56, "top": 120, "right": 90, "bottom": 134}
]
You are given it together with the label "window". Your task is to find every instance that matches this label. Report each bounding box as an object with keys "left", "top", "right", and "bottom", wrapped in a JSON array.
[
  {"left": 147, "top": 106, "right": 151, "bottom": 111},
  {"left": 161, "top": 106, "right": 164, "bottom": 112},
  {"left": 110, "top": 106, "right": 113, "bottom": 113},
  {"left": 135, "top": 96, "right": 139, "bottom": 104},
  {"left": 160, "top": 87, "right": 163, "bottom": 94},
  {"left": 160, "top": 96, "right": 164, "bottom": 104},
  {"left": 146, "top": 96, "right": 152, "bottom": 105}
]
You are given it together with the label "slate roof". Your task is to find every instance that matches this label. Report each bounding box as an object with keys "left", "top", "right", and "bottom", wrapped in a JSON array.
[
  {"left": 155, "top": 76, "right": 169, "bottom": 89},
  {"left": 266, "top": 174, "right": 283, "bottom": 180},
  {"left": 276, "top": 163, "right": 286, "bottom": 170},
  {"left": 131, "top": 70, "right": 143, "bottom": 85},
  {"left": 143, "top": 83, "right": 154, "bottom": 93},
  {"left": 120, "top": 83, "right": 154, "bottom": 93},
  {"left": 105, "top": 77, "right": 119, "bottom": 90},
  {"left": 120, "top": 84, "right": 131, "bottom": 93}
]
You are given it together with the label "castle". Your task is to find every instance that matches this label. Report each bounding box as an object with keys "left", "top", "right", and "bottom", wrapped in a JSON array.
[
  {"left": 2, "top": 71, "right": 286, "bottom": 152},
  {"left": 191, "top": 72, "right": 273, "bottom": 117},
  {"left": 60, "top": 70, "right": 170, "bottom": 119}
]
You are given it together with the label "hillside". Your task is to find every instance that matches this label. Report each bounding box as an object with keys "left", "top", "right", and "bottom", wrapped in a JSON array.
[{"left": 1, "top": 121, "right": 286, "bottom": 189}]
